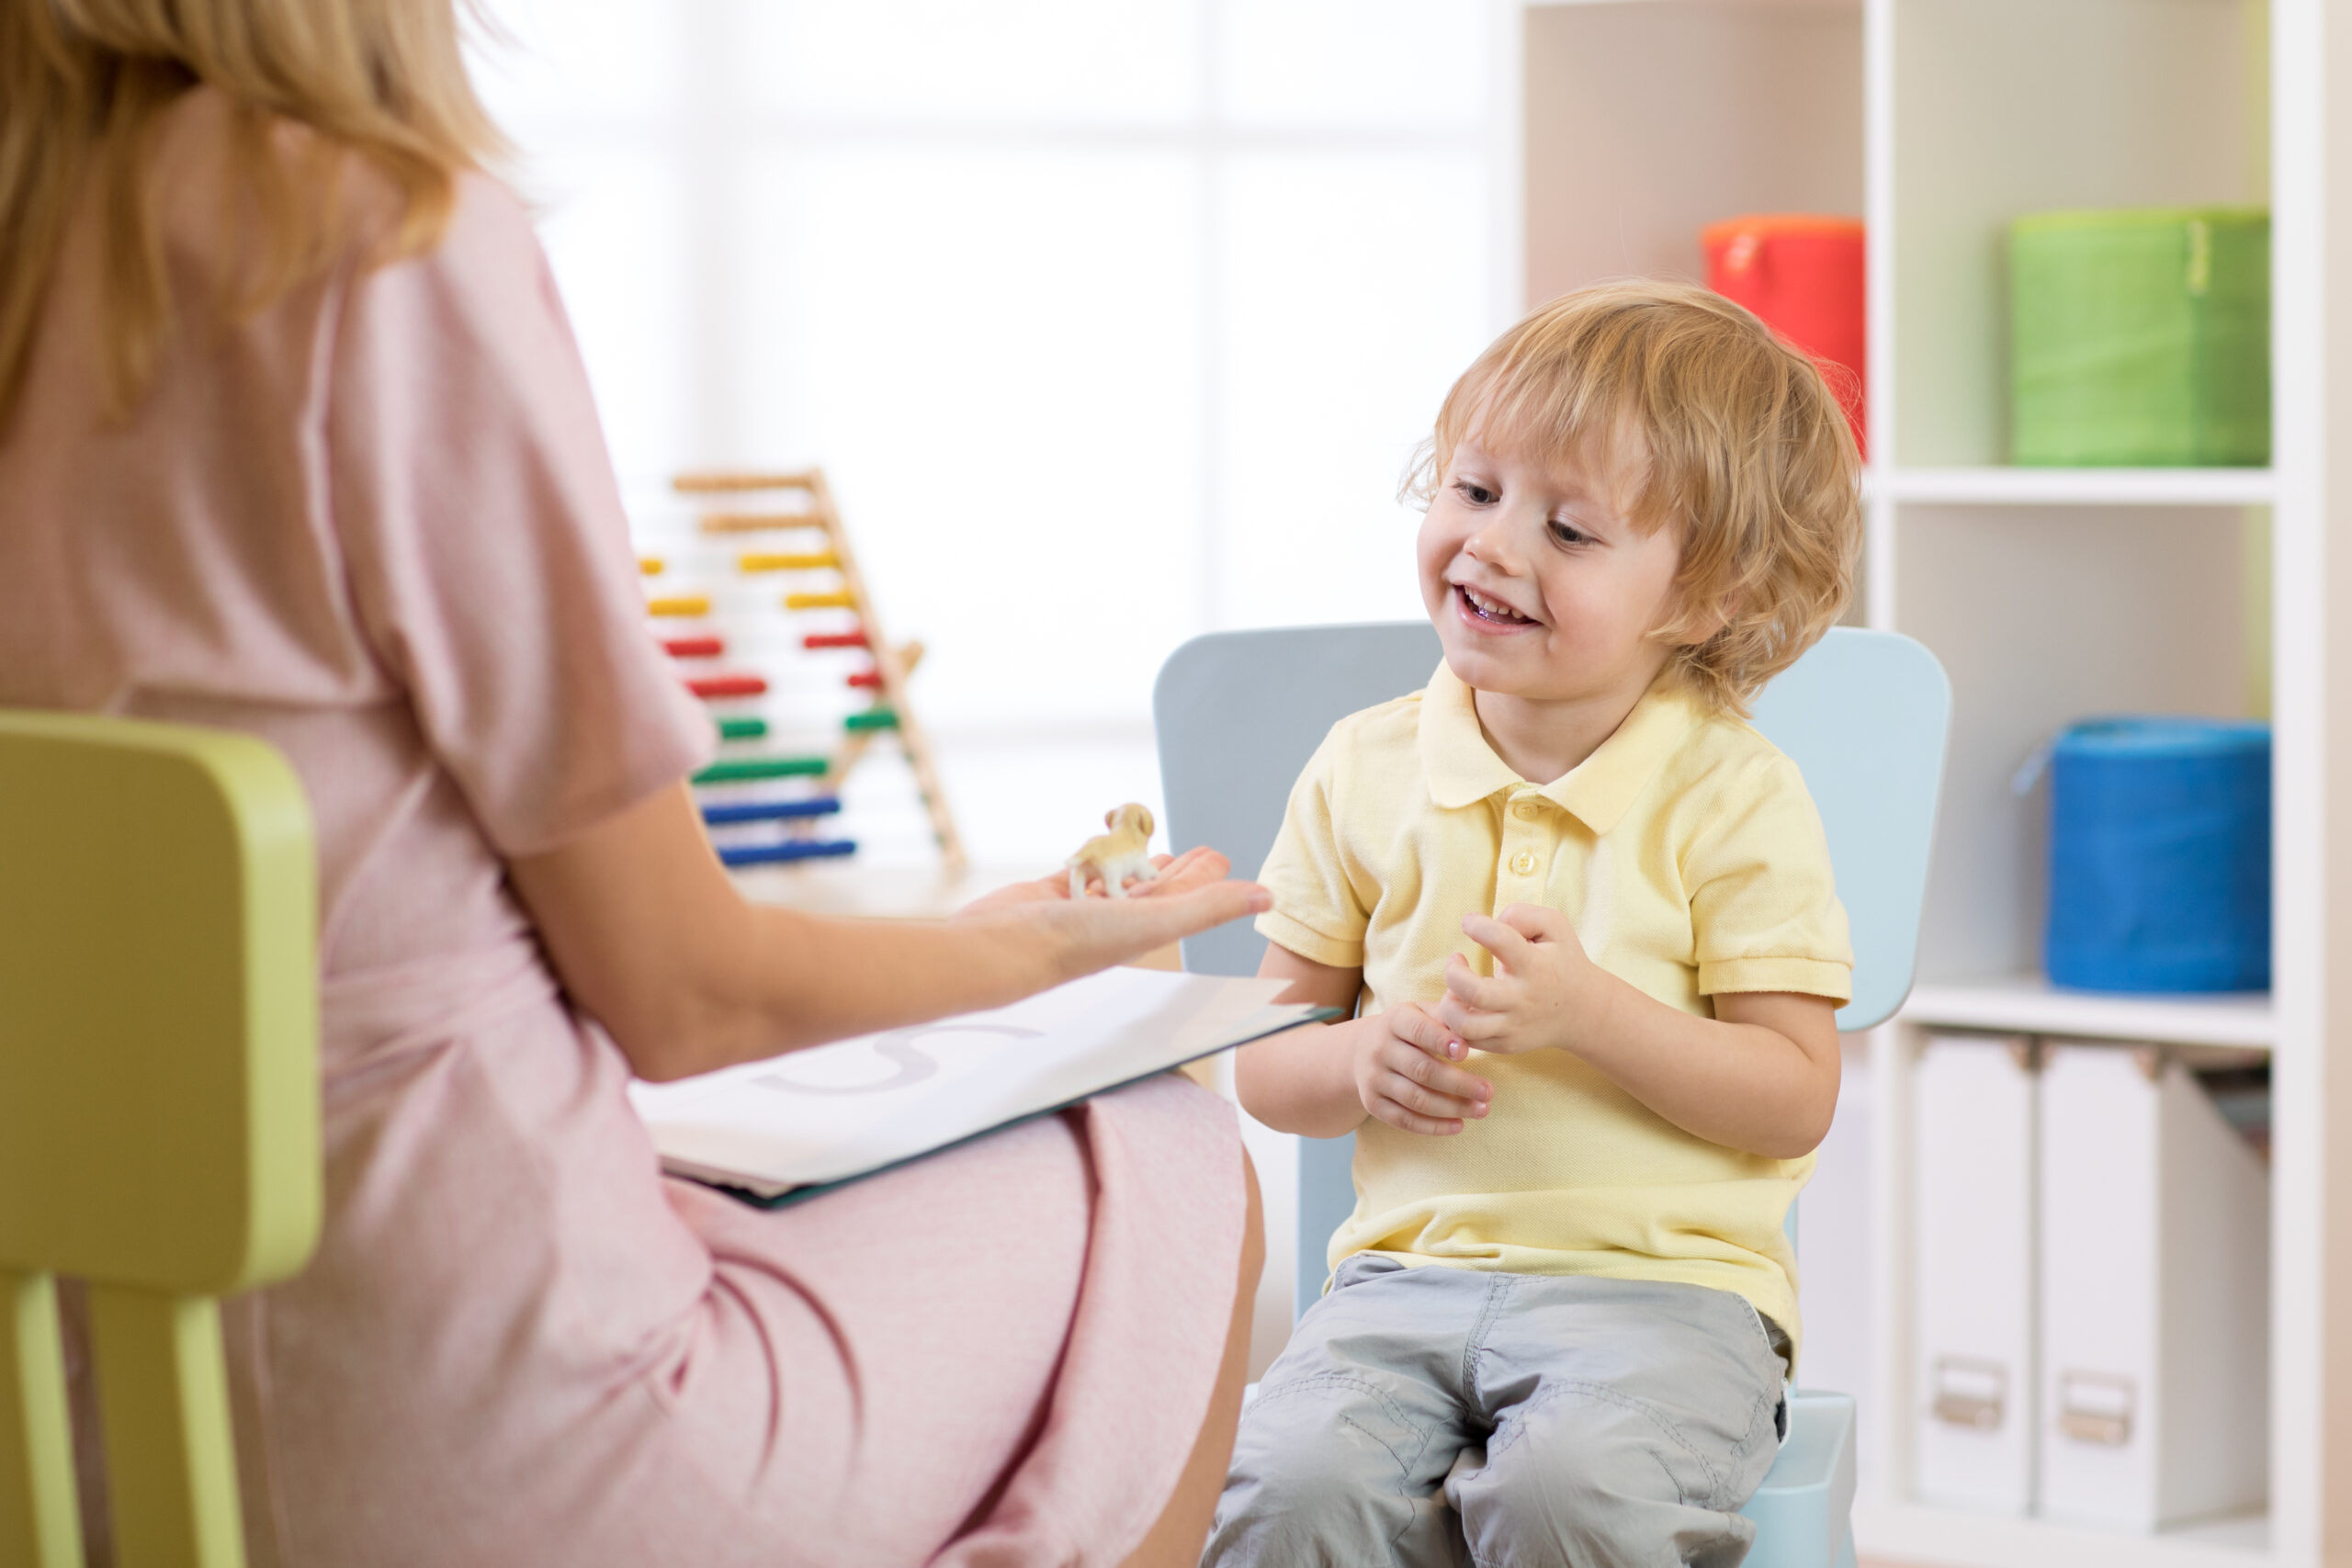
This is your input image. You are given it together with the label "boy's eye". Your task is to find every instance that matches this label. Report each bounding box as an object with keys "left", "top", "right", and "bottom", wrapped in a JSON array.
[
  {"left": 1547, "top": 520, "right": 1592, "bottom": 547},
  {"left": 1454, "top": 480, "right": 1498, "bottom": 505}
]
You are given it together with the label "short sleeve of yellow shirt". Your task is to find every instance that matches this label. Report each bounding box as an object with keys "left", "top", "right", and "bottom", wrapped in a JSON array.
[
  {"left": 1253, "top": 660, "right": 1852, "bottom": 1359},
  {"left": 1255, "top": 722, "right": 1384, "bottom": 974}
]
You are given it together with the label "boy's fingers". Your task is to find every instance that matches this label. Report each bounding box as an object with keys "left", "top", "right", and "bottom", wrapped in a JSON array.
[
  {"left": 1387, "top": 1043, "right": 1489, "bottom": 1105},
  {"left": 1460, "top": 914, "right": 1533, "bottom": 963},
  {"left": 1442, "top": 964, "right": 1511, "bottom": 1013},
  {"left": 1434, "top": 997, "right": 1507, "bottom": 1041},
  {"left": 1498, "top": 903, "right": 1570, "bottom": 943},
  {"left": 1381, "top": 1070, "right": 1484, "bottom": 1121},
  {"left": 1392, "top": 998, "right": 1461, "bottom": 1060},
  {"left": 1373, "top": 1094, "right": 1464, "bottom": 1136},
  {"left": 1386, "top": 1005, "right": 1455, "bottom": 1057}
]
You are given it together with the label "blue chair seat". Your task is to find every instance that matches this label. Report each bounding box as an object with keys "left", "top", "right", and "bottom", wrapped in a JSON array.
[{"left": 1740, "top": 1391, "right": 1860, "bottom": 1568}]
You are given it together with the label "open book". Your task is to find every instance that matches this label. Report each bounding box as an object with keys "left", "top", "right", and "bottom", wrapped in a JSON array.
[{"left": 628, "top": 966, "right": 1337, "bottom": 1205}]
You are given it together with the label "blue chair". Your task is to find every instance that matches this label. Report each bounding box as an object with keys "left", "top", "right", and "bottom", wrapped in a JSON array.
[{"left": 1155, "top": 623, "right": 1951, "bottom": 1568}]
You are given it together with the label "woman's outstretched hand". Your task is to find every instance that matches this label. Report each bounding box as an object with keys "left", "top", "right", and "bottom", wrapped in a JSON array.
[
  {"left": 955, "top": 847, "right": 1272, "bottom": 980},
  {"left": 512, "top": 785, "right": 1274, "bottom": 1080}
]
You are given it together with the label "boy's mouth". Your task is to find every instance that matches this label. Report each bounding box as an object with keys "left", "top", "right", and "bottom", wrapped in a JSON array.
[{"left": 1453, "top": 582, "right": 1536, "bottom": 628}]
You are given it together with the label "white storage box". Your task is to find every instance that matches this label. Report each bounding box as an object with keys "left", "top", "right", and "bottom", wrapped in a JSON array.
[
  {"left": 1913, "top": 1033, "right": 2039, "bottom": 1515},
  {"left": 2037, "top": 1045, "right": 2268, "bottom": 1529}
]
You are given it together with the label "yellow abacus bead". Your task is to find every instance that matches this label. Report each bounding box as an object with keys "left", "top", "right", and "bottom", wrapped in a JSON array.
[{"left": 740, "top": 551, "right": 840, "bottom": 573}]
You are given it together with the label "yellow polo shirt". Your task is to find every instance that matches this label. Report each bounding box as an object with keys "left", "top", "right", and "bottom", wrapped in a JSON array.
[{"left": 1256, "top": 661, "right": 1852, "bottom": 1353}]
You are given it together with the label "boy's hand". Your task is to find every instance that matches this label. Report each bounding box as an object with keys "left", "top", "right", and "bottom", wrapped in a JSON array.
[
  {"left": 1351, "top": 1002, "right": 1492, "bottom": 1136},
  {"left": 1435, "top": 904, "right": 1604, "bottom": 1055}
]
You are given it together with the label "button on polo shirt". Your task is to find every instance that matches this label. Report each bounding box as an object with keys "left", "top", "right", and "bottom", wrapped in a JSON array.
[{"left": 1254, "top": 660, "right": 1852, "bottom": 1359}]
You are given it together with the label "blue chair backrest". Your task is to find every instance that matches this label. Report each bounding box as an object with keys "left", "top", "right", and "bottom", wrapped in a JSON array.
[{"left": 1155, "top": 624, "right": 1951, "bottom": 1313}]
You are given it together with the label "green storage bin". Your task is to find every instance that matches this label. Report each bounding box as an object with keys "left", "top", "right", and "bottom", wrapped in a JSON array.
[{"left": 2009, "top": 207, "right": 2269, "bottom": 466}]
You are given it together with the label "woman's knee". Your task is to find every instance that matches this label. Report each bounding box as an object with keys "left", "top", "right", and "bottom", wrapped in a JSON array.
[{"left": 1237, "top": 1146, "right": 1264, "bottom": 1295}]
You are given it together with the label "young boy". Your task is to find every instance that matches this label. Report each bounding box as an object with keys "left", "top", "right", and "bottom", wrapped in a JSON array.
[{"left": 1204, "top": 280, "right": 1861, "bottom": 1568}]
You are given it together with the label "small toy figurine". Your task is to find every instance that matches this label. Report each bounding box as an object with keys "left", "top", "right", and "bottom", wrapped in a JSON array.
[{"left": 1068, "top": 804, "right": 1160, "bottom": 899}]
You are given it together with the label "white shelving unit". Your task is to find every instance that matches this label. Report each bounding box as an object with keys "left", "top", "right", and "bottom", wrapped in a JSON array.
[
  {"left": 1872, "top": 468, "right": 2279, "bottom": 508},
  {"left": 1518, "top": 1, "right": 2352, "bottom": 1562},
  {"left": 1903, "top": 976, "right": 2276, "bottom": 1055}
]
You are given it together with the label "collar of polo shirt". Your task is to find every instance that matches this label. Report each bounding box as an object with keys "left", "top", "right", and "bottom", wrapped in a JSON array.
[{"left": 1416, "top": 660, "right": 1701, "bottom": 836}]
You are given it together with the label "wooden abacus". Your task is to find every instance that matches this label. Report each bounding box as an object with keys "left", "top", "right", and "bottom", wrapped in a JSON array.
[{"left": 656, "top": 468, "right": 966, "bottom": 874}]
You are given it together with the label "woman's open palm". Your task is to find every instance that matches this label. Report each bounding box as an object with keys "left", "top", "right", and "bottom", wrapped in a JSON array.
[{"left": 956, "top": 847, "right": 1270, "bottom": 978}]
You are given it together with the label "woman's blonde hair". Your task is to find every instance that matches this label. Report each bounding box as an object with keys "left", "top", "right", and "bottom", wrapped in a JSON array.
[
  {"left": 1406, "top": 279, "right": 1862, "bottom": 716},
  {"left": 0, "top": 0, "right": 504, "bottom": 429}
]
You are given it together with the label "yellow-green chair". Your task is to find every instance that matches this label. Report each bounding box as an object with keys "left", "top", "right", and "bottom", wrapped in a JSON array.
[{"left": 0, "top": 712, "right": 321, "bottom": 1568}]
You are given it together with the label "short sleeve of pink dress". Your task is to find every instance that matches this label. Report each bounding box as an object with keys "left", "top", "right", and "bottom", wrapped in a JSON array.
[
  {"left": 324, "top": 153, "right": 715, "bottom": 860},
  {"left": 0, "top": 90, "right": 1246, "bottom": 1568}
]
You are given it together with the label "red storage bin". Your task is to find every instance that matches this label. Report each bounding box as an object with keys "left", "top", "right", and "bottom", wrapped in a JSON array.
[{"left": 1702, "top": 214, "right": 1867, "bottom": 455}]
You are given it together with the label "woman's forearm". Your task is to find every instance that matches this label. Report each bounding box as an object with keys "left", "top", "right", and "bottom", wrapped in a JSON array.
[
  {"left": 512, "top": 783, "right": 1269, "bottom": 1081},
  {"left": 684, "top": 904, "right": 1079, "bottom": 1069}
]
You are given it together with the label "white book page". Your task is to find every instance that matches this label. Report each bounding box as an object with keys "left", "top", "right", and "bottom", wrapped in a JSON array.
[{"left": 628, "top": 967, "right": 1312, "bottom": 1197}]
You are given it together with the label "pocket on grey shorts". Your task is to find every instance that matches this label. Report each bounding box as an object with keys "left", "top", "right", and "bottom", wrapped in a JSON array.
[{"left": 1329, "top": 1252, "right": 1409, "bottom": 1292}]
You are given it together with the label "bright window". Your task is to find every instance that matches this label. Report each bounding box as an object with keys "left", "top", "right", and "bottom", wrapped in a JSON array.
[{"left": 473, "top": 0, "right": 1511, "bottom": 863}]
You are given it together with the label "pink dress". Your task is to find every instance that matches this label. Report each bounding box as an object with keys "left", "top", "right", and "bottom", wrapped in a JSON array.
[{"left": 0, "top": 89, "right": 1245, "bottom": 1568}]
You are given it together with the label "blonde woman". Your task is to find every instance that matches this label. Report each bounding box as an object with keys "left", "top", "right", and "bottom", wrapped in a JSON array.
[{"left": 0, "top": 4, "right": 1265, "bottom": 1563}]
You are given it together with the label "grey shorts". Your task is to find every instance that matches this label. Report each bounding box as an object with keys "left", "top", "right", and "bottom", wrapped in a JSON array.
[{"left": 1203, "top": 1256, "right": 1789, "bottom": 1568}]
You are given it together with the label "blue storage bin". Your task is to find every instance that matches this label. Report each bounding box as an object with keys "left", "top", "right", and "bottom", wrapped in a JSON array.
[{"left": 2045, "top": 717, "right": 2270, "bottom": 993}]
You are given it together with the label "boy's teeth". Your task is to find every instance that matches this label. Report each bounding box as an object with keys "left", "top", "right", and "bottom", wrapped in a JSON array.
[{"left": 1464, "top": 586, "right": 1522, "bottom": 620}]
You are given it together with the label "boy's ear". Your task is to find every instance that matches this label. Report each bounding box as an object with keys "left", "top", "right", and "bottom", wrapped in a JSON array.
[
  {"left": 1659, "top": 581, "right": 1734, "bottom": 648},
  {"left": 1678, "top": 603, "right": 1732, "bottom": 647}
]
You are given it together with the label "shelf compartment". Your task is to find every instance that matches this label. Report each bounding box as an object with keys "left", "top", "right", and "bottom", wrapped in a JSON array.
[
  {"left": 1526, "top": 0, "right": 1855, "bottom": 9},
  {"left": 1889, "top": 0, "right": 2266, "bottom": 468},
  {"left": 1901, "top": 973, "right": 2273, "bottom": 1052},
  {"left": 1853, "top": 1501, "right": 2268, "bottom": 1568},
  {"left": 1873, "top": 468, "right": 2278, "bottom": 508},
  {"left": 1523, "top": 0, "right": 1861, "bottom": 303},
  {"left": 1892, "top": 505, "right": 2247, "bottom": 983}
]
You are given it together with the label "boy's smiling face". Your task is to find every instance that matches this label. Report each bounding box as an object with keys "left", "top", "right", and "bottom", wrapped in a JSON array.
[{"left": 1417, "top": 430, "right": 1689, "bottom": 721}]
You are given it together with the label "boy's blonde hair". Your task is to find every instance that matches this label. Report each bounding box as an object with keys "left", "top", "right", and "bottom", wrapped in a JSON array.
[
  {"left": 1407, "top": 279, "right": 1861, "bottom": 717},
  {"left": 0, "top": 0, "right": 504, "bottom": 429}
]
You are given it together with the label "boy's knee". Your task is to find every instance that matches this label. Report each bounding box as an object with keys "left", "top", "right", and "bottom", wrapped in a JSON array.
[
  {"left": 1205, "top": 1443, "right": 1388, "bottom": 1564},
  {"left": 1451, "top": 1386, "right": 1761, "bottom": 1568},
  {"left": 1207, "top": 1390, "right": 1443, "bottom": 1565},
  {"left": 1223, "top": 1400, "right": 1391, "bottom": 1517},
  {"left": 1238, "top": 1149, "right": 1265, "bottom": 1288}
]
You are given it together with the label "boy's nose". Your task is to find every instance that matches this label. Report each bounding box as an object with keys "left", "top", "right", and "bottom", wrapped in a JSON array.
[{"left": 1463, "top": 522, "right": 1526, "bottom": 573}]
